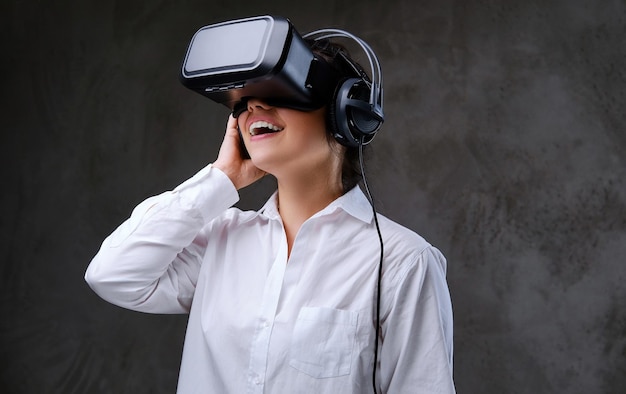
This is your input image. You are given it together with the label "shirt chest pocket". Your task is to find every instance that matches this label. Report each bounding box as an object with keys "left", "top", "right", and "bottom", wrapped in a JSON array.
[{"left": 289, "top": 307, "right": 359, "bottom": 379}]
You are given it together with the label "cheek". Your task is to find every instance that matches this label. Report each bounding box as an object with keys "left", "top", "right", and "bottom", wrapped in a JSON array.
[
  {"left": 292, "top": 126, "right": 328, "bottom": 152},
  {"left": 292, "top": 113, "right": 329, "bottom": 143}
]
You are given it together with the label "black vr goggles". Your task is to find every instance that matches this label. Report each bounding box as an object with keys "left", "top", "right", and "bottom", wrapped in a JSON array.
[
  {"left": 180, "top": 15, "right": 341, "bottom": 116},
  {"left": 180, "top": 15, "right": 384, "bottom": 147}
]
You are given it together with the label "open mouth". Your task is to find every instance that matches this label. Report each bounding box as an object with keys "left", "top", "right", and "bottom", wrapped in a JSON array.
[{"left": 249, "top": 121, "right": 284, "bottom": 136}]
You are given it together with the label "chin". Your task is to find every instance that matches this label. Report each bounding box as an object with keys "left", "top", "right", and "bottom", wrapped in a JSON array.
[{"left": 248, "top": 154, "right": 276, "bottom": 174}]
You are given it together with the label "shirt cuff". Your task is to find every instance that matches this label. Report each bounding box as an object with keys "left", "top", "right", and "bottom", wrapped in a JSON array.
[{"left": 173, "top": 164, "right": 240, "bottom": 222}]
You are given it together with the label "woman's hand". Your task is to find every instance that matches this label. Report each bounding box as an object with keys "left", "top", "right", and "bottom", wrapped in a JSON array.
[{"left": 213, "top": 115, "right": 266, "bottom": 190}]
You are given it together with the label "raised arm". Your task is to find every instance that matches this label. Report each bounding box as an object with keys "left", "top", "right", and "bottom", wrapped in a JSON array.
[{"left": 85, "top": 115, "right": 264, "bottom": 313}]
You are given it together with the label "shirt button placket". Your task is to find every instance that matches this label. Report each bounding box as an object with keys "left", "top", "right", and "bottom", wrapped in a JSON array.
[{"left": 246, "top": 238, "right": 288, "bottom": 394}]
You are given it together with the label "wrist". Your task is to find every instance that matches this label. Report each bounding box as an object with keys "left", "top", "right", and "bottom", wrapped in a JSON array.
[{"left": 212, "top": 162, "right": 239, "bottom": 189}]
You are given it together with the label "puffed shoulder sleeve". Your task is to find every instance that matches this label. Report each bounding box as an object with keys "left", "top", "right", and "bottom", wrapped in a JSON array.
[{"left": 84, "top": 164, "right": 239, "bottom": 314}]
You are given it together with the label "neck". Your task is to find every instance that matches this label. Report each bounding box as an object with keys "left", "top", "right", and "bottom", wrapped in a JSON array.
[{"left": 276, "top": 170, "right": 344, "bottom": 257}]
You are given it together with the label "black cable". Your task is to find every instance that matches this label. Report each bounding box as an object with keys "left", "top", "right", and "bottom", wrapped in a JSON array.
[{"left": 358, "top": 138, "right": 384, "bottom": 394}]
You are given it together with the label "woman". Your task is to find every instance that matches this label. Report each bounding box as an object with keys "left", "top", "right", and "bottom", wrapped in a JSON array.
[{"left": 85, "top": 32, "right": 456, "bottom": 394}]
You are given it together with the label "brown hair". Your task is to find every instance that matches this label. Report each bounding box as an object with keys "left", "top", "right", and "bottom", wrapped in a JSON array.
[{"left": 306, "top": 38, "right": 369, "bottom": 193}]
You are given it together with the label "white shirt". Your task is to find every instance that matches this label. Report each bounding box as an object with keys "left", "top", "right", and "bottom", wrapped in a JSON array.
[{"left": 85, "top": 164, "right": 456, "bottom": 394}]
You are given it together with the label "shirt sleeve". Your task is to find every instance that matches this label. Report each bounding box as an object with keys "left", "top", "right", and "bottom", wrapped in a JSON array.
[
  {"left": 379, "top": 246, "right": 456, "bottom": 393},
  {"left": 84, "top": 164, "right": 239, "bottom": 314}
]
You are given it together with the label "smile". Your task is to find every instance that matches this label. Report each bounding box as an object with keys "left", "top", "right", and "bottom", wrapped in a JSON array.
[{"left": 249, "top": 120, "right": 284, "bottom": 136}]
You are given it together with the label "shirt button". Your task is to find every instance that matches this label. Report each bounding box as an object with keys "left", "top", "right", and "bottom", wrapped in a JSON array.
[{"left": 261, "top": 319, "right": 269, "bottom": 328}]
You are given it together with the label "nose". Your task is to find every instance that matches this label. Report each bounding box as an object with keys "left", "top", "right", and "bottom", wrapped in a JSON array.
[{"left": 247, "top": 98, "right": 272, "bottom": 112}]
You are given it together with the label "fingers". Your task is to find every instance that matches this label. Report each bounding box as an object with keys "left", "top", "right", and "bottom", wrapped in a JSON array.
[
  {"left": 213, "top": 115, "right": 265, "bottom": 190},
  {"left": 216, "top": 115, "right": 242, "bottom": 161},
  {"left": 226, "top": 114, "right": 239, "bottom": 135}
]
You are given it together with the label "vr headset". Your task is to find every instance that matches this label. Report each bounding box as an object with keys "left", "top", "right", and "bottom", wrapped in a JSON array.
[{"left": 180, "top": 15, "right": 384, "bottom": 147}]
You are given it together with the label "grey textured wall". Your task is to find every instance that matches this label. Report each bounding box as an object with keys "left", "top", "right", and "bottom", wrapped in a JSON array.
[{"left": 1, "top": 0, "right": 625, "bottom": 393}]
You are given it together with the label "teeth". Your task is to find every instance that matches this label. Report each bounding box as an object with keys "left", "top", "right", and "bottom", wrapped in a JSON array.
[{"left": 249, "top": 121, "right": 284, "bottom": 136}]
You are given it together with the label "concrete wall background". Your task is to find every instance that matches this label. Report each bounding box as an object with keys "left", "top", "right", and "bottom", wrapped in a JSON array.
[{"left": 1, "top": 0, "right": 625, "bottom": 393}]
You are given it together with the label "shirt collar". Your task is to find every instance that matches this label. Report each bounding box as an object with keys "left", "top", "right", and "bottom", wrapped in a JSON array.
[
  {"left": 259, "top": 192, "right": 281, "bottom": 220},
  {"left": 259, "top": 186, "right": 374, "bottom": 224}
]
